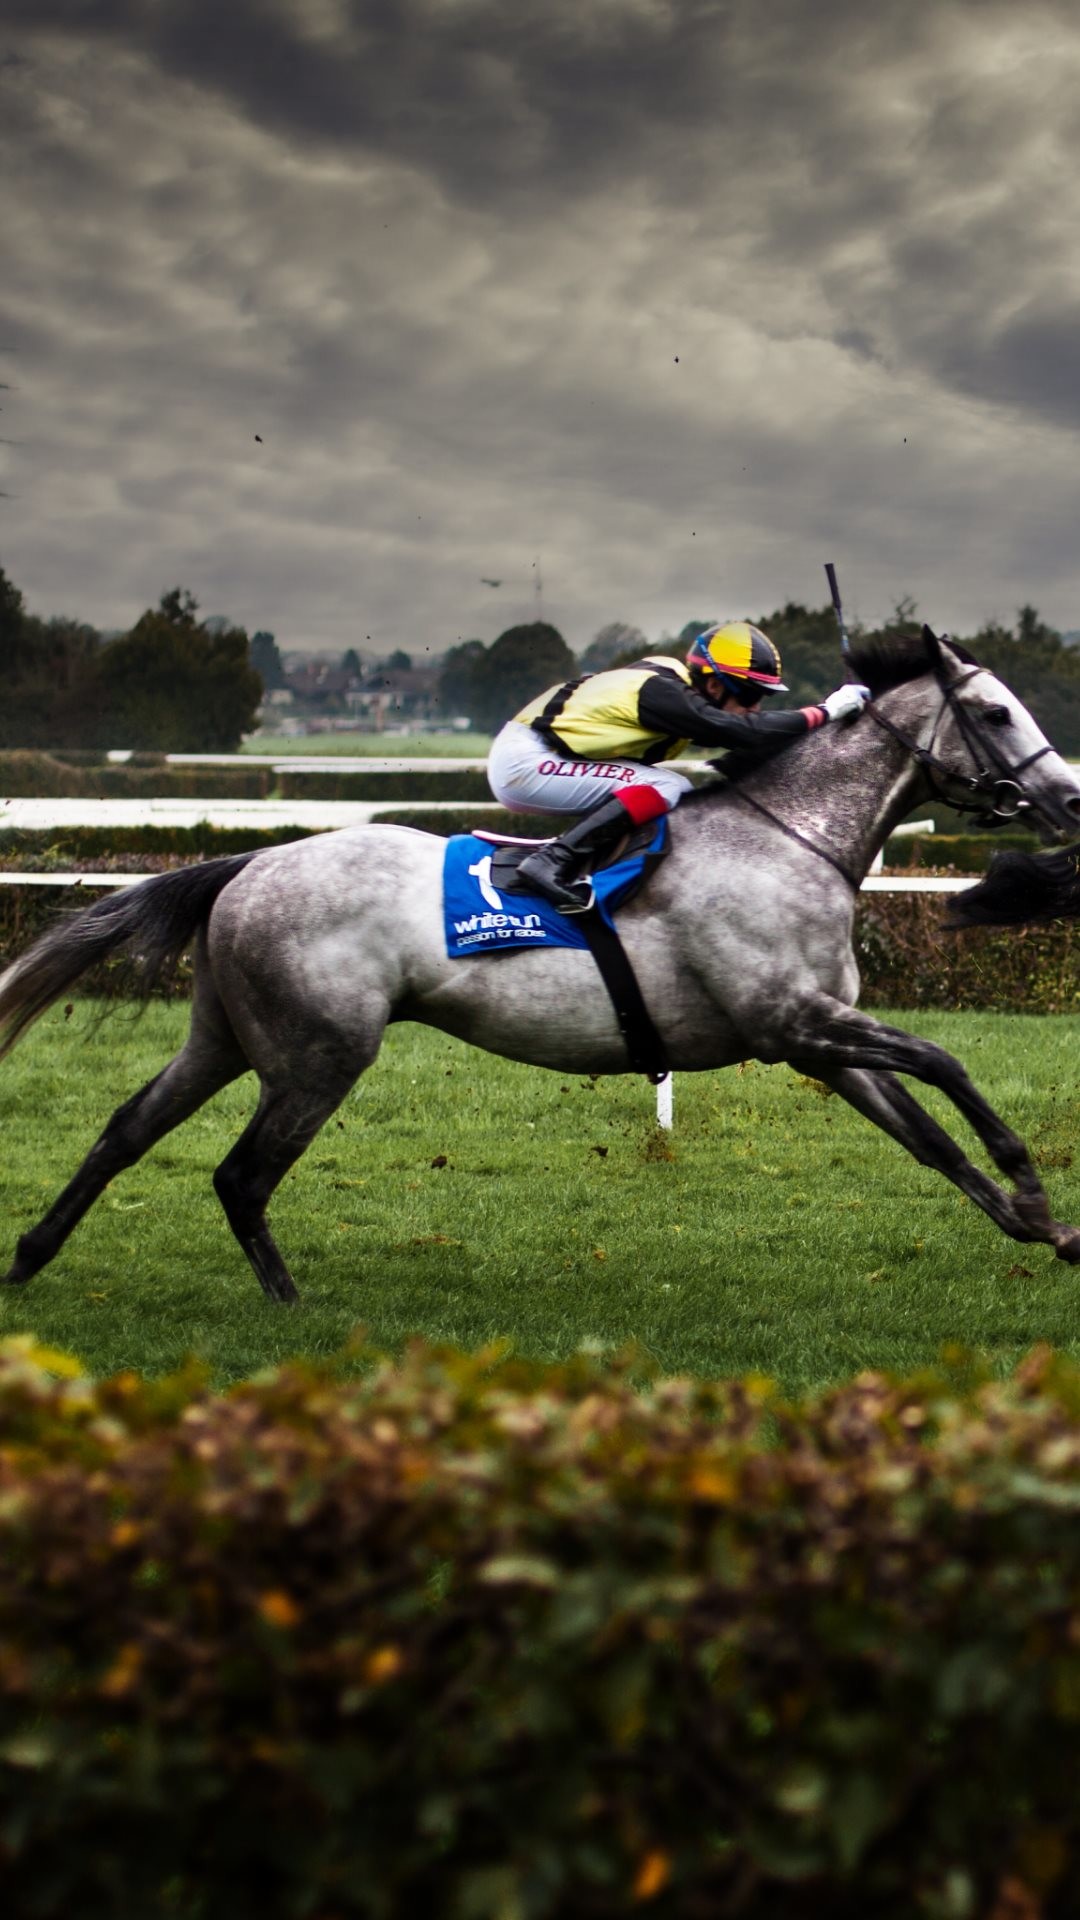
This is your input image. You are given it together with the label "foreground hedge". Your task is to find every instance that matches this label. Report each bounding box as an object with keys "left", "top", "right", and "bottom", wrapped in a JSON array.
[{"left": 1, "top": 1338, "right": 1078, "bottom": 1918}]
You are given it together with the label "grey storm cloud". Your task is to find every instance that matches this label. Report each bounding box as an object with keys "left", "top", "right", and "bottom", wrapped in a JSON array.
[{"left": 4, "top": 0, "right": 1080, "bottom": 650}]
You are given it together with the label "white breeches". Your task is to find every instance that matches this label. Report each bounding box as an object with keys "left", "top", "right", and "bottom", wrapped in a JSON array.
[{"left": 487, "top": 722, "right": 695, "bottom": 815}]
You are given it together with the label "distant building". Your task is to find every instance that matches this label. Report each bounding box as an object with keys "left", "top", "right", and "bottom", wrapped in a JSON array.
[{"left": 273, "top": 657, "right": 442, "bottom": 731}]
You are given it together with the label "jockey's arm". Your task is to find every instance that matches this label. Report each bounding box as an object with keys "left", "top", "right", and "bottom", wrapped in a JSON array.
[{"left": 636, "top": 673, "right": 823, "bottom": 750}]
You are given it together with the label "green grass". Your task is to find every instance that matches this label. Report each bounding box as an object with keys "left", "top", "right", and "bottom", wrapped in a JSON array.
[
  {"left": 0, "top": 1003, "right": 1077, "bottom": 1391},
  {"left": 243, "top": 732, "right": 491, "bottom": 757}
]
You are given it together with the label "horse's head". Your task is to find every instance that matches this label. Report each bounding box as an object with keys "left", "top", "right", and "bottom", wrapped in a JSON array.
[{"left": 849, "top": 625, "right": 1080, "bottom": 838}]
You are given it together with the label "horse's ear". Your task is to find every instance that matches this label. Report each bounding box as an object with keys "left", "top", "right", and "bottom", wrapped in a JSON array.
[{"left": 922, "top": 624, "right": 944, "bottom": 670}]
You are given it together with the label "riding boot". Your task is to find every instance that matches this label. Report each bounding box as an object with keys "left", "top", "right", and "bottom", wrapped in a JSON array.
[{"left": 516, "top": 796, "right": 638, "bottom": 913}]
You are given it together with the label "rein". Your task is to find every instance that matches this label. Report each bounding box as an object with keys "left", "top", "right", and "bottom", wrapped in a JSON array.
[
  {"left": 724, "top": 660, "right": 1055, "bottom": 890},
  {"left": 867, "top": 665, "right": 1053, "bottom": 822}
]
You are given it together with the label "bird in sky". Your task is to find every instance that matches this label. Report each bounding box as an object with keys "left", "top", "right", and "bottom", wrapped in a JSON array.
[
  {"left": 254, "top": 433, "right": 263, "bottom": 443},
  {"left": 480, "top": 577, "right": 502, "bottom": 588}
]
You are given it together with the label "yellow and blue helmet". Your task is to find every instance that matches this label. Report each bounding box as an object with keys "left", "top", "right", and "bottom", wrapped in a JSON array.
[{"left": 686, "top": 621, "right": 788, "bottom": 699}]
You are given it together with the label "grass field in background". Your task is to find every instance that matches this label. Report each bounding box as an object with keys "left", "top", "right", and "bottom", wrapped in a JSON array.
[
  {"left": 242, "top": 731, "right": 492, "bottom": 757},
  {"left": 0, "top": 1003, "right": 1077, "bottom": 1390}
]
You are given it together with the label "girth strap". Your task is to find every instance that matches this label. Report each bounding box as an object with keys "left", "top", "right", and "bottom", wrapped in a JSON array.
[{"left": 576, "top": 906, "right": 670, "bottom": 1085}]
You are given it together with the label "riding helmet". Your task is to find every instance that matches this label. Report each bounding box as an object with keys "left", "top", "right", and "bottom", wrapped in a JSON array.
[{"left": 686, "top": 621, "right": 789, "bottom": 700}]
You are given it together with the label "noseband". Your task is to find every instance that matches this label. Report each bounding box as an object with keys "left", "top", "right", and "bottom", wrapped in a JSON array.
[{"left": 867, "top": 665, "right": 1053, "bottom": 824}]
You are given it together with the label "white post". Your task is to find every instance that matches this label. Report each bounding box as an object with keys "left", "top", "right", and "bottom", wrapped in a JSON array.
[{"left": 656, "top": 1074, "right": 673, "bottom": 1129}]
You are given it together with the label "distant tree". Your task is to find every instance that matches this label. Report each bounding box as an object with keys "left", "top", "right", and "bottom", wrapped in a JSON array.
[
  {"left": 1016, "top": 604, "right": 1059, "bottom": 649},
  {"left": 0, "top": 563, "right": 25, "bottom": 653},
  {"left": 251, "top": 630, "right": 284, "bottom": 691},
  {"left": 436, "top": 626, "right": 576, "bottom": 730},
  {"left": 579, "top": 621, "right": 648, "bottom": 672},
  {"left": 460, "top": 623, "right": 578, "bottom": 732},
  {"left": 384, "top": 648, "right": 412, "bottom": 672},
  {"left": 677, "top": 618, "right": 716, "bottom": 648},
  {"left": 963, "top": 605, "right": 1080, "bottom": 749},
  {"left": 437, "top": 639, "right": 488, "bottom": 720},
  {"left": 0, "top": 564, "right": 101, "bottom": 746},
  {"left": 158, "top": 586, "right": 200, "bottom": 628},
  {"left": 93, "top": 592, "right": 262, "bottom": 749},
  {"left": 341, "top": 647, "right": 363, "bottom": 678}
]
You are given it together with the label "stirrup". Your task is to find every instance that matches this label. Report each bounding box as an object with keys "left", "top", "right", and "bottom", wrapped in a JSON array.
[{"left": 556, "top": 881, "right": 596, "bottom": 915}]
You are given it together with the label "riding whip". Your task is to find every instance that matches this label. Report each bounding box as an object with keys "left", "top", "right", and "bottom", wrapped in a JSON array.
[{"left": 824, "top": 561, "right": 852, "bottom": 666}]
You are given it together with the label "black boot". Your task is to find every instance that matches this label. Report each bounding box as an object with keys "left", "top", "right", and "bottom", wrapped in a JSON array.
[{"left": 516, "top": 797, "right": 636, "bottom": 913}]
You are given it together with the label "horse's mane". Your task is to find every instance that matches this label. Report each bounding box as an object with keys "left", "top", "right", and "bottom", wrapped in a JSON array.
[{"left": 846, "top": 626, "right": 980, "bottom": 697}]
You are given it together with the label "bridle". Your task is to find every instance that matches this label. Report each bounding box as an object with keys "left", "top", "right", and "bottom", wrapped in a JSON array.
[
  {"left": 726, "top": 649, "right": 1058, "bottom": 893},
  {"left": 867, "top": 662, "right": 1053, "bottom": 825}
]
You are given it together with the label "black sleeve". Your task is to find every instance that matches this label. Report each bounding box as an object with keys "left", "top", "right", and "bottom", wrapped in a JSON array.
[{"left": 637, "top": 670, "right": 817, "bottom": 750}]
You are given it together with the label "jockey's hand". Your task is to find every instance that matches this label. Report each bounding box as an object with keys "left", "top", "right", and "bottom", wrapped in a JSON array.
[{"left": 822, "top": 683, "right": 872, "bottom": 723}]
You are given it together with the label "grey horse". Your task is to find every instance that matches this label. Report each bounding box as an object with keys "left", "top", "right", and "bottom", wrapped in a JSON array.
[{"left": 3, "top": 625, "right": 1080, "bottom": 1302}]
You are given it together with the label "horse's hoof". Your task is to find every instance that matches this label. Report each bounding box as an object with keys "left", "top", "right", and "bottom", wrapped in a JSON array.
[
  {"left": 1052, "top": 1227, "right": 1080, "bottom": 1264},
  {"left": 0, "top": 1263, "right": 31, "bottom": 1286}
]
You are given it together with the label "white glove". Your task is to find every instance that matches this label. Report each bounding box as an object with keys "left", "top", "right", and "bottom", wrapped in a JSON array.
[{"left": 821, "top": 683, "right": 871, "bottom": 723}]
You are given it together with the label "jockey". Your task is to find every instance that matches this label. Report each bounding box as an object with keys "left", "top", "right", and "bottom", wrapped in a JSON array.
[{"left": 487, "top": 621, "right": 871, "bottom": 911}]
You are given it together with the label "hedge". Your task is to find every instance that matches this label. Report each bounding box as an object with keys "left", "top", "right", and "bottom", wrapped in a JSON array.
[
  {"left": 0, "top": 752, "right": 270, "bottom": 800},
  {"left": 0, "top": 1336, "right": 1078, "bottom": 1918},
  {"left": 0, "top": 825, "right": 315, "bottom": 862},
  {"left": 855, "top": 891, "right": 1080, "bottom": 1012},
  {"left": 276, "top": 767, "right": 493, "bottom": 802}
]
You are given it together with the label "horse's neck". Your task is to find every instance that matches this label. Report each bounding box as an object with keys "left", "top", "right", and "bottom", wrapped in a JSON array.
[{"left": 732, "top": 688, "right": 932, "bottom": 878}]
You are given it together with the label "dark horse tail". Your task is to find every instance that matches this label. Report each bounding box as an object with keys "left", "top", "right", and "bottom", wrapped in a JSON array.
[
  {"left": 946, "top": 847, "right": 1080, "bottom": 929},
  {"left": 0, "top": 852, "right": 259, "bottom": 1062}
]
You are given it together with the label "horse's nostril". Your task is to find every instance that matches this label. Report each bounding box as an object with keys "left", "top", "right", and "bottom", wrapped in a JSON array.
[{"left": 1067, "top": 794, "right": 1080, "bottom": 816}]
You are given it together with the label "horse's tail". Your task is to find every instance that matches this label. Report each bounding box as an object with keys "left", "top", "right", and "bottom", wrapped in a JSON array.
[
  {"left": 0, "top": 851, "right": 260, "bottom": 1061},
  {"left": 946, "top": 847, "right": 1080, "bottom": 929}
]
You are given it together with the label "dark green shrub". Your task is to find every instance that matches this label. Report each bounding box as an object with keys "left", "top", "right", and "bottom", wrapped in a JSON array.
[
  {"left": 0, "top": 751, "right": 97, "bottom": 797},
  {"left": 0, "top": 754, "right": 270, "bottom": 800},
  {"left": 371, "top": 805, "right": 566, "bottom": 837},
  {"left": 0, "top": 1337, "right": 1078, "bottom": 1918},
  {"left": 90, "top": 765, "right": 270, "bottom": 798},
  {"left": 856, "top": 893, "right": 1080, "bottom": 1011},
  {"left": 883, "top": 830, "right": 1038, "bottom": 872},
  {"left": 276, "top": 767, "right": 492, "bottom": 801},
  {"left": 0, "top": 824, "right": 314, "bottom": 862}
]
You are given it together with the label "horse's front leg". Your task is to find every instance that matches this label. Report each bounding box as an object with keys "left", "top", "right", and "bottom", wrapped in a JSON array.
[{"left": 785, "top": 998, "right": 1080, "bottom": 1262}]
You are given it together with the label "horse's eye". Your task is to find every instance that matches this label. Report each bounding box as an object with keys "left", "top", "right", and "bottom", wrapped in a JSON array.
[{"left": 984, "top": 706, "right": 1011, "bottom": 727}]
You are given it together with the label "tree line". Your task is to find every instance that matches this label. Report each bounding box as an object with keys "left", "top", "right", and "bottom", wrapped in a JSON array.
[
  {"left": 5, "top": 558, "right": 1080, "bottom": 752},
  {"left": 438, "top": 601, "right": 1080, "bottom": 754},
  {"left": 0, "top": 571, "right": 262, "bottom": 753}
]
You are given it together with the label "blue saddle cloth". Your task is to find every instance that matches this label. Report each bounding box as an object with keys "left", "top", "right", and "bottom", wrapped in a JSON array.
[{"left": 443, "top": 820, "right": 667, "bottom": 959}]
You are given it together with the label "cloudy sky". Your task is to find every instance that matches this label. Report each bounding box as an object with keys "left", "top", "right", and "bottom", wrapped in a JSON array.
[{"left": 4, "top": 0, "right": 1080, "bottom": 660}]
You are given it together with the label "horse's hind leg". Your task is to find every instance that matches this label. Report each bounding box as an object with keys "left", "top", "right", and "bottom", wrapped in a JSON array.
[
  {"left": 2, "top": 1021, "right": 248, "bottom": 1286},
  {"left": 211, "top": 1070, "right": 363, "bottom": 1304}
]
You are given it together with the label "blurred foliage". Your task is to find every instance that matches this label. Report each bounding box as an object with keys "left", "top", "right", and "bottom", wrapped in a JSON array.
[
  {"left": 0, "top": 751, "right": 270, "bottom": 799},
  {"left": 438, "top": 622, "right": 578, "bottom": 730},
  {"left": 0, "top": 571, "right": 262, "bottom": 751},
  {"left": 0, "top": 1335, "right": 1079, "bottom": 1917},
  {"left": 250, "top": 629, "right": 285, "bottom": 690},
  {"left": 95, "top": 593, "right": 261, "bottom": 752}
]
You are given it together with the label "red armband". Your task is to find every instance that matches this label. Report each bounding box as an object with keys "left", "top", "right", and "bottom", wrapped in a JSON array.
[
  {"left": 613, "top": 784, "right": 671, "bottom": 824},
  {"left": 801, "top": 706, "right": 827, "bottom": 730}
]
